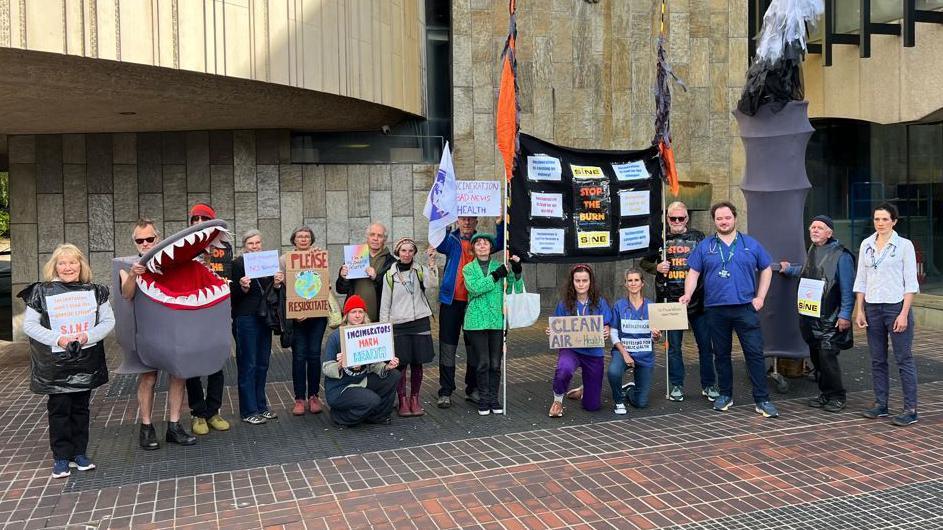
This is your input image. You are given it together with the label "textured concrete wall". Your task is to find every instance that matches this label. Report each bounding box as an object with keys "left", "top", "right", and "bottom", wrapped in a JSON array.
[{"left": 8, "top": 130, "right": 436, "bottom": 336}]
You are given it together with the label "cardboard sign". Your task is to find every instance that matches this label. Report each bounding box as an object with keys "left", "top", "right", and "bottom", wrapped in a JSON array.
[
  {"left": 797, "top": 278, "right": 825, "bottom": 318},
  {"left": 343, "top": 244, "right": 371, "bottom": 280},
  {"left": 46, "top": 290, "right": 99, "bottom": 352},
  {"left": 285, "top": 250, "right": 331, "bottom": 318},
  {"left": 456, "top": 180, "right": 501, "bottom": 216},
  {"left": 244, "top": 250, "right": 280, "bottom": 279},
  {"left": 341, "top": 322, "right": 395, "bottom": 368},
  {"left": 548, "top": 315, "right": 605, "bottom": 349},
  {"left": 648, "top": 302, "right": 689, "bottom": 331}
]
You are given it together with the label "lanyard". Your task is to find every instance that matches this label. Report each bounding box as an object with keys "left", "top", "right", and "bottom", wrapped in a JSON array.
[
  {"left": 713, "top": 234, "right": 739, "bottom": 278},
  {"left": 576, "top": 300, "right": 589, "bottom": 315}
]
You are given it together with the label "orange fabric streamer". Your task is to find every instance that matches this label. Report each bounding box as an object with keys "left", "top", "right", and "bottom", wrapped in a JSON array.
[
  {"left": 496, "top": 40, "right": 517, "bottom": 182},
  {"left": 659, "top": 140, "right": 680, "bottom": 197}
]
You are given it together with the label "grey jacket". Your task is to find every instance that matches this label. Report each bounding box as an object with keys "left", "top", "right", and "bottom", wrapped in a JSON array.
[{"left": 379, "top": 263, "right": 438, "bottom": 325}]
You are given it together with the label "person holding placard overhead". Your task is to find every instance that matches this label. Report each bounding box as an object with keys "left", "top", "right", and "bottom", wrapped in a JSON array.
[
  {"left": 778, "top": 215, "right": 855, "bottom": 413},
  {"left": 231, "top": 229, "right": 284, "bottom": 425},
  {"left": 19, "top": 244, "right": 115, "bottom": 478},
  {"left": 380, "top": 237, "right": 439, "bottom": 417},
  {"left": 323, "top": 295, "right": 402, "bottom": 426},
  {"left": 608, "top": 269, "right": 661, "bottom": 414},
  {"left": 853, "top": 203, "right": 920, "bottom": 426},
  {"left": 679, "top": 201, "right": 779, "bottom": 418},
  {"left": 547, "top": 264, "right": 612, "bottom": 418}
]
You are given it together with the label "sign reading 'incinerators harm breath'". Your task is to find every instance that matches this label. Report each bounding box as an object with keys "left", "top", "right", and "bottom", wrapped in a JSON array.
[
  {"left": 548, "top": 315, "right": 605, "bottom": 349},
  {"left": 341, "top": 322, "right": 395, "bottom": 368}
]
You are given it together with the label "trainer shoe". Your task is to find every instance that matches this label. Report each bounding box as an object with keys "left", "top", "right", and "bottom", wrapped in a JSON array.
[
  {"left": 701, "top": 386, "right": 720, "bottom": 402},
  {"left": 668, "top": 385, "right": 684, "bottom": 402},
  {"left": 491, "top": 401, "right": 504, "bottom": 415},
  {"left": 621, "top": 382, "right": 636, "bottom": 393},
  {"left": 69, "top": 455, "right": 96, "bottom": 471},
  {"left": 755, "top": 401, "right": 780, "bottom": 418},
  {"left": 892, "top": 410, "right": 918, "bottom": 426},
  {"left": 862, "top": 403, "right": 889, "bottom": 419},
  {"left": 807, "top": 394, "right": 827, "bottom": 408},
  {"left": 477, "top": 404, "right": 491, "bottom": 416},
  {"left": 191, "top": 417, "right": 209, "bottom": 435},
  {"left": 52, "top": 459, "right": 70, "bottom": 479},
  {"left": 614, "top": 403, "right": 627, "bottom": 415},
  {"left": 208, "top": 414, "right": 230, "bottom": 431},
  {"left": 292, "top": 399, "right": 305, "bottom": 416},
  {"left": 308, "top": 396, "right": 324, "bottom": 414},
  {"left": 713, "top": 395, "right": 733, "bottom": 412},
  {"left": 242, "top": 414, "right": 267, "bottom": 425},
  {"left": 466, "top": 389, "right": 481, "bottom": 404},
  {"left": 823, "top": 400, "right": 846, "bottom": 413},
  {"left": 260, "top": 410, "right": 278, "bottom": 420},
  {"left": 436, "top": 395, "right": 452, "bottom": 409}
]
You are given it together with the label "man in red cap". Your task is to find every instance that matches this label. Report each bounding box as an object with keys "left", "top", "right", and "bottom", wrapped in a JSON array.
[{"left": 186, "top": 203, "right": 232, "bottom": 436}]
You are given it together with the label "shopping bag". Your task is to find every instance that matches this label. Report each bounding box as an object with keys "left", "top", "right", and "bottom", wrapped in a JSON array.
[{"left": 506, "top": 284, "right": 541, "bottom": 329}]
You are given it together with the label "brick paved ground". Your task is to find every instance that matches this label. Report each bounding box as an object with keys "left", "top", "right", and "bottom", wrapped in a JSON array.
[{"left": 1, "top": 325, "right": 942, "bottom": 529}]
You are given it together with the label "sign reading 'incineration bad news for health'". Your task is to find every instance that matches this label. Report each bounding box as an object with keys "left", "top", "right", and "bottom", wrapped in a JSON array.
[
  {"left": 548, "top": 315, "right": 605, "bottom": 349},
  {"left": 341, "top": 322, "right": 395, "bottom": 368},
  {"left": 285, "top": 250, "right": 330, "bottom": 319}
]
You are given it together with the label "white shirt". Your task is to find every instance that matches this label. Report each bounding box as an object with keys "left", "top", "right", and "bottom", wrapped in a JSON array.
[{"left": 853, "top": 230, "right": 919, "bottom": 304}]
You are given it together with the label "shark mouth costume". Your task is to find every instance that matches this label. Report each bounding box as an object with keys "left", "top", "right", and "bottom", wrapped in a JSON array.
[{"left": 112, "top": 220, "right": 233, "bottom": 378}]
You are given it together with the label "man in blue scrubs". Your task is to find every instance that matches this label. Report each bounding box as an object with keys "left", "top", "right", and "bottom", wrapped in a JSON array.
[{"left": 679, "top": 201, "right": 779, "bottom": 418}]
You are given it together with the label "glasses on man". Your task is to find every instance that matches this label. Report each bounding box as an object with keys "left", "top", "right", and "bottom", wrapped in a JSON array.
[
  {"left": 668, "top": 216, "right": 687, "bottom": 222},
  {"left": 134, "top": 236, "right": 156, "bottom": 244}
]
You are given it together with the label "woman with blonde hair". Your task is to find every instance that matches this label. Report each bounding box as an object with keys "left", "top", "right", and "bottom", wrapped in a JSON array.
[{"left": 19, "top": 244, "right": 115, "bottom": 478}]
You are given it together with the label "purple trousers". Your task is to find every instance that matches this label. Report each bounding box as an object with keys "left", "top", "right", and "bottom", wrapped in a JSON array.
[{"left": 552, "top": 349, "right": 604, "bottom": 411}]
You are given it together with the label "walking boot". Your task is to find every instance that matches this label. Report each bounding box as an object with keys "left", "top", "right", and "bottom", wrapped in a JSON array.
[
  {"left": 165, "top": 422, "right": 197, "bottom": 446},
  {"left": 398, "top": 396, "right": 413, "bottom": 417},
  {"left": 410, "top": 395, "right": 426, "bottom": 416},
  {"left": 139, "top": 424, "right": 159, "bottom": 450}
]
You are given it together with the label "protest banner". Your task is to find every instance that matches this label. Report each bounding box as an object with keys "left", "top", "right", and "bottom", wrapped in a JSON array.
[
  {"left": 46, "top": 290, "right": 99, "bottom": 352},
  {"left": 341, "top": 322, "right": 395, "bottom": 368},
  {"left": 648, "top": 302, "right": 689, "bottom": 331},
  {"left": 244, "top": 250, "right": 280, "bottom": 279},
  {"left": 456, "top": 180, "right": 502, "bottom": 216},
  {"left": 285, "top": 250, "right": 331, "bottom": 318},
  {"left": 343, "top": 244, "right": 371, "bottom": 280},
  {"left": 548, "top": 315, "right": 605, "bottom": 349}
]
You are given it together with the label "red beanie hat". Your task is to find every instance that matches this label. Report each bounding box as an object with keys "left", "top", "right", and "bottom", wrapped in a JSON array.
[
  {"left": 342, "top": 295, "right": 367, "bottom": 316},
  {"left": 189, "top": 203, "right": 217, "bottom": 221}
]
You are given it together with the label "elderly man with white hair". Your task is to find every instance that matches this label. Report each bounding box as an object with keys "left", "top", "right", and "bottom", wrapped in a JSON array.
[
  {"left": 336, "top": 222, "right": 396, "bottom": 322},
  {"left": 778, "top": 214, "right": 856, "bottom": 413}
]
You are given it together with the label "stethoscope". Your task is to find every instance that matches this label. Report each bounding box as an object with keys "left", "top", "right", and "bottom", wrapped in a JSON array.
[{"left": 865, "top": 241, "right": 897, "bottom": 270}]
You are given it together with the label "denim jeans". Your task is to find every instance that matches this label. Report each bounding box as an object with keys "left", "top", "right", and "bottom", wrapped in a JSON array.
[
  {"left": 235, "top": 315, "right": 272, "bottom": 419},
  {"left": 607, "top": 352, "right": 653, "bottom": 408},
  {"left": 291, "top": 317, "right": 327, "bottom": 399},
  {"left": 707, "top": 304, "right": 770, "bottom": 404},
  {"left": 666, "top": 311, "right": 715, "bottom": 388},
  {"left": 865, "top": 302, "right": 917, "bottom": 411}
]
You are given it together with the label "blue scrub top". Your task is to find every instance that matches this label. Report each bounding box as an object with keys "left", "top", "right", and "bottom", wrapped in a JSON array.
[{"left": 688, "top": 232, "right": 771, "bottom": 307}]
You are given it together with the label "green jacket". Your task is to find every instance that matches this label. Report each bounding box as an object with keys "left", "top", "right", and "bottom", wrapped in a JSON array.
[{"left": 462, "top": 259, "right": 523, "bottom": 331}]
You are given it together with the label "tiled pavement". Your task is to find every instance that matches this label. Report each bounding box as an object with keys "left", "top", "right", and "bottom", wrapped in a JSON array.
[{"left": 1, "top": 325, "right": 942, "bottom": 529}]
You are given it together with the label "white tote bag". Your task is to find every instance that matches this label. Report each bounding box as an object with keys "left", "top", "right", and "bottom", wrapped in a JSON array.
[{"left": 506, "top": 283, "right": 541, "bottom": 329}]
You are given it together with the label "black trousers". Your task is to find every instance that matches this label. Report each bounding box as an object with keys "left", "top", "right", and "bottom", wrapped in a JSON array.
[
  {"left": 186, "top": 370, "right": 224, "bottom": 419},
  {"left": 467, "top": 329, "right": 503, "bottom": 407},
  {"left": 809, "top": 343, "right": 846, "bottom": 401},
  {"left": 329, "top": 370, "right": 401, "bottom": 426},
  {"left": 47, "top": 390, "right": 91, "bottom": 460},
  {"left": 437, "top": 300, "right": 477, "bottom": 397}
]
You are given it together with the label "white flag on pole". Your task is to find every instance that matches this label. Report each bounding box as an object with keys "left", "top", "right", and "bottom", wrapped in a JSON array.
[{"left": 423, "top": 142, "right": 458, "bottom": 248}]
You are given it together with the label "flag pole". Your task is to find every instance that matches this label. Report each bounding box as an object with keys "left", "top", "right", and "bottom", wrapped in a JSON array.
[{"left": 658, "top": 0, "right": 671, "bottom": 400}]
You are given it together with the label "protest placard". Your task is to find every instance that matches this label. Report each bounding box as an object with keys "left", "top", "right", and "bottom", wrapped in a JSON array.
[
  {"left": 244, "top": 250, "right": 280, "bottom": 279},
  {"left": 341, "top": 322, "right": 395, "bottom": 368},
  {"left": 548, "top": 315, "right": 605, "bottom": 349},
  {"left": 797, "top": 278, "right": 825, "bottom": 318},
  {"left": 456, "top": 180, "right": 501, "bottom": 216},
  {"left": 648, "top": 302, "right": 689, "bottom": 331},
  {"left": 285, "top": 250, "right": 331, "bottom": 318},
  {"left": 343, "top": 244, "right": 371, "bottom": 280},
  {"left": 46, "top": 290, "right": 99, "bottom": 352}
]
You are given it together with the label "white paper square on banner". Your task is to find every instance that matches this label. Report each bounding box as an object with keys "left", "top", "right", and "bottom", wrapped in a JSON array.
[
  {"left": 612, "top": 160, "right": 650, "bottom": 181},
  {"left": 530, "top": 228, "right": 565, "bottom": 254},
  {"left": 619, "top": 226, "right": 650, "bottom": 252},
  {"left": 530, "top": 192, "right": 563, "bottom": 218},
  {"left": 526, "top": 154, "right": 562, "bottom": 181},
  {"left": 619, "top": 190, "right": 650, "bottom": 217}
]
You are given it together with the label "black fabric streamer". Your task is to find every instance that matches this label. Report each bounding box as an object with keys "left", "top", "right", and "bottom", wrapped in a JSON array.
[{"left": 737, "top": 41, "right": 806, "bottom": 116}]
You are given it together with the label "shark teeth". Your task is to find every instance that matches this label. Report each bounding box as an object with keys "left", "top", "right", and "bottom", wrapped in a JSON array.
[{"left": 135, "top": 276, "right": 230, "bottom": 308}]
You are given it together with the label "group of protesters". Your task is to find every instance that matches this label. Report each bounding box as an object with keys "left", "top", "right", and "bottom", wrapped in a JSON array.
[{"left": 21, "top": 197, "right": 920, "bottom": 478}]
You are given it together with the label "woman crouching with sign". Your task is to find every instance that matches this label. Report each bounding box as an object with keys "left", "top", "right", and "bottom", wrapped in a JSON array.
[
  {"left": 380, "top": 237, "right": 438, "bottom": 417},
  {"left": 19, "top": 244, "right": 115, "bottom": 478},
  {"left": 608, "top": 268, "right": 661, "bottom": 415},
  {"left": 547, "top": 264, "right": 612, "bottom": 418},
  {"left": 323, "top": 296, "right": 401, "bottom": 426}
]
